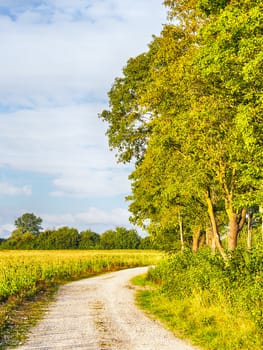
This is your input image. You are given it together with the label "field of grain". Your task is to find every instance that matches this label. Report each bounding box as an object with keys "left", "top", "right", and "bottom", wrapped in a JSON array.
[{"left": 0, "top": 250, "right": 161, "bottom": 302}]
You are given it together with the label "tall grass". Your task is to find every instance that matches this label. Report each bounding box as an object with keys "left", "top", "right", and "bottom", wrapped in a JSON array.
[{"left": 140, "top": 246, "right": 263, "bottom": 350}]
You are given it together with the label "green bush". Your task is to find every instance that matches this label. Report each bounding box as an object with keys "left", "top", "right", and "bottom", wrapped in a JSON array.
[{"left": 148, "top": 245, "right": 263, "bottom": 329}]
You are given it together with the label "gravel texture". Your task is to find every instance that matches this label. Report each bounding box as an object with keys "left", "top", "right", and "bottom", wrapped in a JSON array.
[{"left": 14, "top": 267, "right": 198, "bottom": 350}]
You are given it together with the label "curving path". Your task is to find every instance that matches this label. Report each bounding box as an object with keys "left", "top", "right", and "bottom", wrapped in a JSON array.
[{"left": 14, "top": 267, "right": 198, "bottom": 350}]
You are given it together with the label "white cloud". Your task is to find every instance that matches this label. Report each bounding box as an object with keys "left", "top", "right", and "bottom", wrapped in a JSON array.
[
  {"left": 0, "top": 223, "right": 15, "bottom": 238},
  {"left": 0, "top": 0, "right": 166, "bottom": 107},
  {"left": 0, "top": 0, "right": 166, "bottom": 197},
  {"left": 43, "top": 207, "right": 130, "bottom": 228},
  {"left": 0, "top": 0, "right": 166, "bottom": 233},
  {"left": 0, "top": 104, "right": 131, "bottom": 197},
  {"left": 0, "top": 207, "right": 132, "bottom": 238},
  {"left": 52, "top": 168, "right": 130, "bottom": 197},
  {"left": 0, "top": 182, "right": 32, "bottom": 196}
]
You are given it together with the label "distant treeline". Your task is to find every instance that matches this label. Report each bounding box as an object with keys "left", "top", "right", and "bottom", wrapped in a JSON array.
[{"left": 0, "top": 226, "right": 153, "bottom": 250}]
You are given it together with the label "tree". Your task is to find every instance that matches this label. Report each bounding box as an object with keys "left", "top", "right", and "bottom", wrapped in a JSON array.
[
  {"left": 99, "top": 48, "right": 159, "bottom": 164},
  {"left": 124, "top": 25, "right": 226, "bottom": 255},
  {"left": 101, "top": 25, "right": 207, "bottom": 252},
  {"left": 148, "top": 0, "right": 262, "bottom": 253},
  {"left": 139, "top": 236, "right": 154, "bottom": 249},
  {"left": 100, "top": 229, "right": 117, "bottom": 249},
  {"left": 165, "top": 0, "right": 262, "bottom": 243},
  {"left": 192, "top": 0, "right": 263, "bottom": 250},
  {"left": 100, "top": 227, "right": 141, "bottom": 249},
  {"left": 78, "top": 230, "right": 100, "bottom": 249},
  {"left": 114, "top": 227, "right": 141, "bottom": 249},
  {"left": 128, "top": 113, "right": 224, "bottom": 255},
  {"left": 36, "top": 230, "right": 54, "bottom": 249},
  {"left": 36, "top": 227, "right": 79, "bottom": 249},
  {"left": 101, "top": 0, "right": 263, "bottom": 256},
  {"left": 2, "top": 228, "right": 36, "bottom": 249},
  {"left": 14, "top": 213, "right": 43, "bottom": 236}
]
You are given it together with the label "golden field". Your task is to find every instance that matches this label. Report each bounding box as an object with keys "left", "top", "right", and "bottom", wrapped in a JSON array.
[{"left": 0, "top": 250, "right": 161, "bottom": 301}]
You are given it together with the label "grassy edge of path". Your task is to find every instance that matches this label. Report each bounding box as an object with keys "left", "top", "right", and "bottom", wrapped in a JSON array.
[
  {"left": 0, "top": 282, "right": 58, "bottom": 349},
  {"left": 131, "top": 274, "right": 262, "bottom": 350}
]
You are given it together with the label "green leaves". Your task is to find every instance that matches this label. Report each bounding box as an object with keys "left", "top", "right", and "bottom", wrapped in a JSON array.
[
  {"left": 101, "top": 0, "right": 263, "bottom": 252},
  {"left": 198, "top": 0, "right": 229, "bottom": 16},
  {"left": 14, "top": 213, "right": 43, "bottom": 236},
  {"left": 99, "top": 53, "right": 153, "bottom": 163}
]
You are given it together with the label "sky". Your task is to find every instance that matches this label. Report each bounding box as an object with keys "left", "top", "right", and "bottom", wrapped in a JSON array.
[{"left": 0, "top": 0, "right": 167, "bottom": 238}]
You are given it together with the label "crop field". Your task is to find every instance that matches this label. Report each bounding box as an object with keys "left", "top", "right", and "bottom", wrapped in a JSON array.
[{"left": 0, "top": 250, "right": 161, "bottom": 302}]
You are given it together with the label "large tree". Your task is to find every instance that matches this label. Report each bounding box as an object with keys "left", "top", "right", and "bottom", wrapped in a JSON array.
[
  {"left": 99, "top": 52, "right": 154, "bottom": 164},
  {"left": 191, "top": 0, "right": 263, "bottom": 250},
  {"left": 101, "top": 0, "right": 262, "bottom": 254},
  {"left": 14, "top": 213, "right": 43, "bottom": 236},
  {"left": 78, "top": 230, "right": 100, "bottom": 249},
  {"left": 100, "top": 227, "right": 141, "bottom": 249}
]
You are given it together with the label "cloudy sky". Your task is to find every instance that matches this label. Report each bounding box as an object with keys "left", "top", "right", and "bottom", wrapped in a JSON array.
[{"left": 0, "top": 0, "right": 167, "bottom": 238}]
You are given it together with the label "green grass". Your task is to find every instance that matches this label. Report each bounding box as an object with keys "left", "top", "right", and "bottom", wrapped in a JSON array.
[
  {"left": 131, "top": 273, "right": 150, "bottom": 287},
  {"left": 0, "top": 283, "right": 58, "bottom": 349},
  {"left": 133, "top": 274, "right": 263, "bottom": 350}
]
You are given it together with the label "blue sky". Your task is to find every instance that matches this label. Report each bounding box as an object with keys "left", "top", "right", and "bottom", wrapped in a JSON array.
[{"left": 0, "top": 0, "right": 167, "bottom": 238}]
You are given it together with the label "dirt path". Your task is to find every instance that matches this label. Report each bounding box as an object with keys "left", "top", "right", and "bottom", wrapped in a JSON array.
[{"left": 14, "top": 267, "right": 197, "bottom": 350}]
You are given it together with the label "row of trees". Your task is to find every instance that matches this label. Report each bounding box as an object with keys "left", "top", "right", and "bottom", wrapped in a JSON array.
[
  {"left": 0, "top": 213, "right": 152, "bottom": 250},
  {"left": 100, "top": 0, "right": 262, "bottom": 258}
]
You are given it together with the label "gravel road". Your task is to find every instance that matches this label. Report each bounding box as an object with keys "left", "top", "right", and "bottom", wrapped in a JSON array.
[{"left": 15, "top": 267, "right": 197, "bottom": 350}]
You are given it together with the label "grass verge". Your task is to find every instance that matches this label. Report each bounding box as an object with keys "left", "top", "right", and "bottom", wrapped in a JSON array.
[
  {"left": 0, "top": 283, "right": 58, "bottom": 349},
  {"left": 132, "top": 274, "right": 263, "bottom": 350}
]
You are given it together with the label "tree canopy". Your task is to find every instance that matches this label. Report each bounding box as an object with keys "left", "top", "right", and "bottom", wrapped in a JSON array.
[
  {"left": 100, "top": 0, "right": 263, "bottom": 256},
  {"left": 14, "top": 213, "right": 43, "bottom": 236},
  {"left": 0, "top": 224, "right": 150, "bottom": 250}
]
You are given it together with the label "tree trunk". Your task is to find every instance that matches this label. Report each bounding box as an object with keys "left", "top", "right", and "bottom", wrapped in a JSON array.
[
  {"left": 227, "top": 208, "right": 246, "bottom": 251},
  {"left": 260, "top": 206, "right": 263, "bottom": 241},
  {"left": 211, "top": 235, "right": 216, "bottom": 255},
  {"left": 206, "top": 190, "right": 227, "bottom": 261},
  {"left": 228, "top": 212, "right": 239, "bottom": 251},
  {"left": 199, "top": 232, "right": 205, "bottom": 247},
  {"left": 205, "top": 226, "right": 213, "bottom": 247},
  {"left": 192, "top": 226, "right": 201, "bottom": 253},
  {"left": 178, "top": 212, "right": 184, "bottom": 251},
  {"left": 247, "top": 212, "right": 253, "bottom": 250}
]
